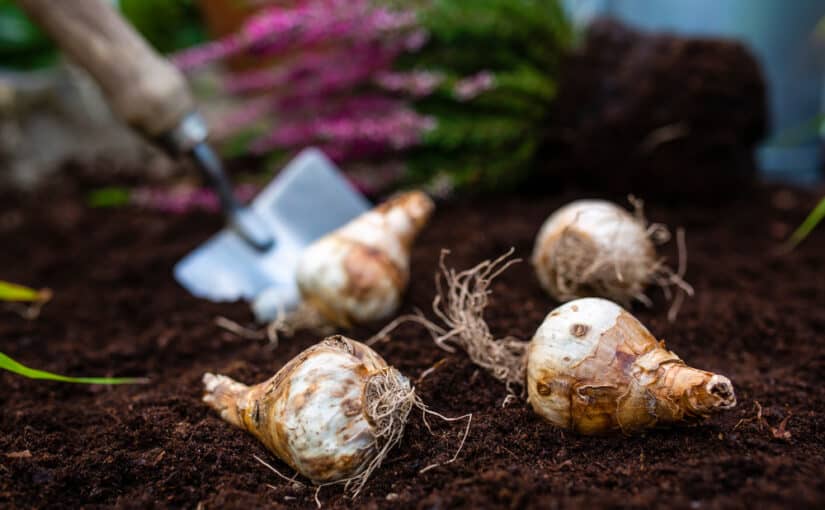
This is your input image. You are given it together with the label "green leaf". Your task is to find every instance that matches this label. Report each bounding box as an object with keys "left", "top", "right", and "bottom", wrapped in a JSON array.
[
  {"left": 769, "top": 114, "right": 825, "bottom": 147},
  {"left": 86, "top": 187, "right": 132, "bottom": 208},
  {"left": 416, "top": 0, "right": 571, "bottom": 73},
  {"left": 0, "top": 352, "right": 148, "bottom": 385},
  {"left": 0, "top": 281, "right": 50, "bottom": 302},
  {"left": 0, "top": 1, "right": 58, "bottom": 70},
  {"left": 785, "top": 195, "right": 825, "bottom": 251},
  {"left": 119, "top": 0, "right": 207, "bottom": 54},
  {"left": 220, "top": 125, "right": 270, "bottom": 160},
  {"left": 395, "top": 0, "right": 571, "bottom": 191},
  {"left": 815, "top": 15, "right": 825, "bottom": 39}
]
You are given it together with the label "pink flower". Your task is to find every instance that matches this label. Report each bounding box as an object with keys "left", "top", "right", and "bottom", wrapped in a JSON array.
[
  {"left": 454, "top": 71, "right": 496, "bottom": 101},
  {"left": 172, "top": 0, "right": 418, "bottom": 72},
  {"left": 170, "top": 0, "right": 432, "bottom": 163},
  {"left": 404, "top": 29, "right": 430, "bottom": 51},
  {"left": 374, "top": 71, "right": 444, "bottom": 97},
  {"left": 214, "top": 96, "right": 274, "bottom": 139},
  {"left": 132, "top": 184, "right": 260, "bottom": 214},
  {"left": 226, "top": 41, "right": 401, "bottom": 95},
  {"left": 251, "top": 107, "right": 435, "bottom": 157}
]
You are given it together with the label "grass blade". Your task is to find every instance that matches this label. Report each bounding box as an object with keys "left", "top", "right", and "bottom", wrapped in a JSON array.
[
  {"left": 0, "top": 281, "right": 51, "bottom": 302},
  {"left": 86, "top": 187, "right": 132, "bottom": 208},
  {"left": 769, "top": 114, "right": 825, "bottom": 147},
  {"left": 785, "top": 195, "right": 825, "bottom": 251},
  {"left": 0, "top": 352, "right": 148, "bottom": 385}
]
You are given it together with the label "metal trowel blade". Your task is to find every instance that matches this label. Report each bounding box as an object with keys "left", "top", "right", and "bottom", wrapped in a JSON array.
[{"left": 173, "top": 148, "right": 370, "bottom": 318}]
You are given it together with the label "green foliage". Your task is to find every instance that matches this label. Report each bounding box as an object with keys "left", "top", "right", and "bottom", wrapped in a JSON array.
[
  {"left": 785, "top": 195, "right": 825, "bottom": 251},
  {"left": 222, "top": 124, "right": 272, "bottom": 160},
  {"left": 0, "top": 280, "right": 49, "bottom": 302},
  {"left": 401, "top": 0, "right": 572, "bottom": 190},
  {"left": 767, "top": 109, "right": 824, "bottom": 251},
  {"left": 119, "top": 0, "right": 207, "bottom": 53},
  {"left": 0, "top": 0, "right": 56, "bottom": 70},
  {"left": 0, "top": 352, "right": 147, "bottom": 384},
  {"left": 816, "top": 15, "right": 825, "bottom": 38},
  {"left": 769, "top": 114, "right": 824, "bottom": 147},
  {"left": 0, "top": 0, "right": 205, "bottom": 70},
  {"left": 86, "top": 187, "right": 132, "bottom": 208}
]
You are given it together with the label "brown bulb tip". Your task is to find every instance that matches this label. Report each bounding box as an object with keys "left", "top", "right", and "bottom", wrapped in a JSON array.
[
  {"left": 388, "top": 191, "right": 435, "bottom": 229},
  {"left": 706, "top": 375, "right": 736, "bottom": 410},
  {"left": 403, "top": 191, "right": 435, "bottom": 226},
  {"left": 379, "top": 191, "right": 434, "bottom": 228},
  {"left": 376, "top": 191, "right": 435, "bottom": 248}
]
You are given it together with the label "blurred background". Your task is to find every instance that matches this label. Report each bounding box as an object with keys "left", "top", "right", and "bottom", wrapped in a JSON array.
[
  {"left": 0, "top": 0, "right": 823, "bottom": 196},
  {"left": 565, "top": 0, "right": 825, "bottom": 185}
]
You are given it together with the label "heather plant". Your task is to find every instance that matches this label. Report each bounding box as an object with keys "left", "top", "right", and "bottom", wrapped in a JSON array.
[{"left": 173, "top": 0, "right": 572, "bottom": 191}]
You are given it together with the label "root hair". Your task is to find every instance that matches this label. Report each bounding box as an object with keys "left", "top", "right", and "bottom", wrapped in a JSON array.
[
  {"left": 550, "top": 196, "right": 693, "bottom": 321},
  {"left": 372, "top": 249, "right": 528, "bottom": 395},
  {"left": 293, "top": 367, "right": 472, "bottom": 503},
  {"left": 214, "top": 316, "right": 267, "bottom": 341},
  {"left": 345, "top": 367, "right": 417, "bottom": 499},
  {"left": 430, "top": 249, "right": 528, "bottom": 393},
  {"left": 266, "top": 302, "right": 334, "bottom": 348}
]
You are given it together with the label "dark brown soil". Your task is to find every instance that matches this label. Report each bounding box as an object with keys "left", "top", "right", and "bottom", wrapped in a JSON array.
[
  {"left": 1, "top": 172, "right": 823, "bottom": 509},
  {"left": 541, "top": 20, "right": 768, "bottom": 203}
]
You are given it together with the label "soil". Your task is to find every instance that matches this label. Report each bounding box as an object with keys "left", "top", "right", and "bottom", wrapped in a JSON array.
[
  {"left": 540, "top": 20, "right": 769, "bottom": 202},
  {"left": 1, "top": 168, "right": 824, "bottom": 509}
]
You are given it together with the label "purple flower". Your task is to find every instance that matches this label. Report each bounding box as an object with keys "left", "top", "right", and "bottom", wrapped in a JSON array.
[
  {"left": 251, "top": 107, "right": 435, "bottom": 157},
  {"left": 374, "top": 71, "right": 444, "bottom": 97},
  {"left": 214, "top": 96, "right": 275, "bottom": 139},
  {"left": 172, "top": 0, "right": 418, "bottom": 72},
  {"left": 454, "top": 71, "right": 496, "bottom": 101},
  {"left": 171, "top": 0, "right": 433, "bottom": 169},
  {"left": 132, "top": 184, "right": 260, "bottom": 214}
]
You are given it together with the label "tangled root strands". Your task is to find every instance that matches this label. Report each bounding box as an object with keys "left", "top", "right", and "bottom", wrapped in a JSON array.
[
  {"left": 343, "top": 368, "right": 471, "bottom": 499},
  {"left": 655, "top": 227, "right": 694, "bottom": 322},
  {"left": 253, "top": 454, "right": 305, "bottom": 487},
  {"left": 363, "top": 250, "right": 528, "bottom": 393},
  {"left": 334, "top": 367, "right": 417, "bottom": 499},
  {"left": 428, "top": 248, "right": 528, "bottom": 394},
  {"left": 214, "top": 316, "right": 267, "bottom": 341},
  {"left": 417, "top": 407, "right": 472, "bottom": 474},
  {"left": 564, "top": 196, "right": 693, "bottom": 320},
  {"left": 366, "top": 309, "right": 445, "bottom": 346},
  {"left": 630, "top": 196, "right": 693, "bottom": 297},
  {"left": 266, "top": 303, "right": 334, "bottom": 348}
]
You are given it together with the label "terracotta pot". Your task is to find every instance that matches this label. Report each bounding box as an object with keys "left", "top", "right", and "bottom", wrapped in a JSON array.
[{"left": 197, "top": 0, "right": 297, "bottom": 70}]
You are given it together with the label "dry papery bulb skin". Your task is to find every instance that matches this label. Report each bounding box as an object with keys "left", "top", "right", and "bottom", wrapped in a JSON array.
[
  {"left": 203, "top": 336, "right": 415, "bottom": 495},
  {"left": 296, "top": 190, "right": 435, "bottom": 328},
  {"left": 532, "top": 199, "right": 690, "bottom": 311},
  {"left": 527, "top": 297, "right": 736, "bottom": 435}
]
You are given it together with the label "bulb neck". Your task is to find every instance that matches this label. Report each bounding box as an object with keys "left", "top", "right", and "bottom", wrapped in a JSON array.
[
  {"left": 376, "top": 191, "right": 435, "bottom": 248},
  {"left": 655, "top": 363, "right": 737, "bottom": 418}
]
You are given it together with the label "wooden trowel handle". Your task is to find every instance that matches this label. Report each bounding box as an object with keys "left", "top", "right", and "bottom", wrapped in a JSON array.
[{"left": 18, "top": 0, "right": 194, "bottom": 138}]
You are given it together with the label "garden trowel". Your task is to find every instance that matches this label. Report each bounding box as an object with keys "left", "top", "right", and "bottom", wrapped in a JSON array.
[
  {"left": 18, "top": 0, "right": 370, "bottom": 319},
  {"left": 174, "top": 148, "right": 370, "bottom": 320}
]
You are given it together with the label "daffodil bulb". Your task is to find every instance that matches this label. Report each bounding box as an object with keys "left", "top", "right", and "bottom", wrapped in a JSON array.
[
  {"left": 527, "top": 298, "right": 736, "bottom": 434},
  {"left": 405, "top": 253, "right": 734, "bottom": 436},
  {"left": 296, "top": 190, "right": 434, "bottom": 328},
  {"left": 203, "top": 336, "right": 414, "bottom": 494},
  {"left": 532, "top": 199, "right": 688, "bottom": 308}
]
